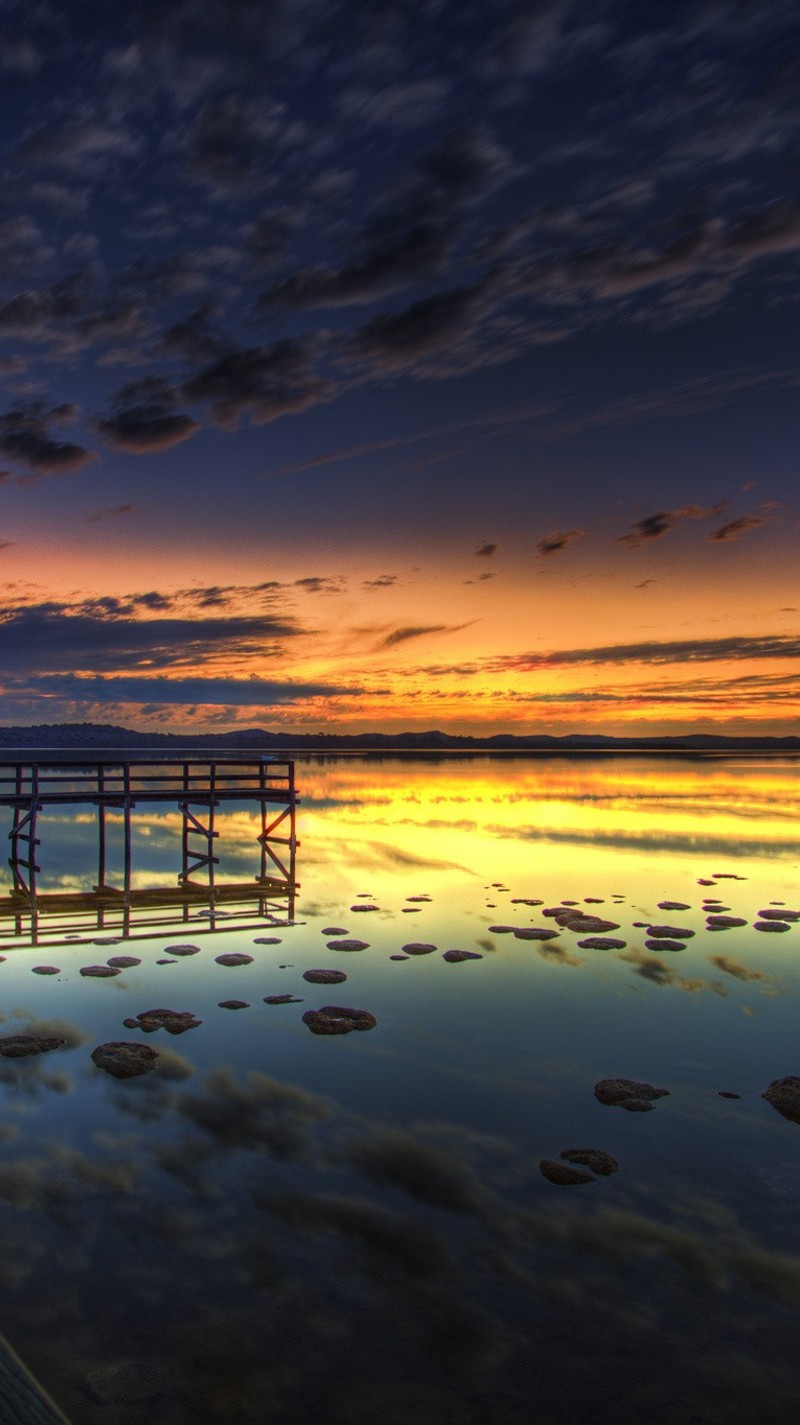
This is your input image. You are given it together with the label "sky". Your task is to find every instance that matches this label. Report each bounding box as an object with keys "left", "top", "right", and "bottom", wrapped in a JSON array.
[{"left": 0, "top": 0, "right": 798, "bottom": 738}]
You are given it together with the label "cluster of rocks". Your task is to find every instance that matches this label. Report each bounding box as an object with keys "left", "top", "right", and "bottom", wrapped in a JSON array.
[
  {"left": 540, "top": 1148, "right": 620, "bottom": 1186},
  {"left": 121, "top": 1008, "right": 202, "bottom": 1035}
]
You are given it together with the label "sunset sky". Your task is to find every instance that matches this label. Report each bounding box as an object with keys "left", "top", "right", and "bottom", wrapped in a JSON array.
[{"left": 0, "top": 0, "right": 797, "bottom": 736}]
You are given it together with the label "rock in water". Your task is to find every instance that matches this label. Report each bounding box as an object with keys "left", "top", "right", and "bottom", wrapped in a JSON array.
[
  {"left": 559, "top": 1148, "right": 619, "bottom": 1175},
  {"left": 302, "top": 1006, "right": 377, "bottom": 1035},
  {"left": 762, "top": 1076, "right": 800, "bottom": 1123},
  {"left": 539, "top": 1158, "right": 594, "bottom": 1186},
  {"left": 0, "top": 1033, "right": 67, "bottom": 1057},
  {"left": 128, "top": 1008, "right": 201, "bottom": 1035},
  {"left": 91, "top": 1042, "right": 159, "bottom": 1079},
  {"left": 214, "top": 952, "right": 254, "bottom": 965},
  {"left": 401, "top": 943, "right": 437, "bottom": 955},
  {"left": 80, "top": 964, "right": 122, "bottom": 977},
  {"left": 594, "top": 1077, "right": 670, "bottom": 1110},
  {"left": 303, "top": 969, "right": 348, "bottom": 984},
  {"left": 442, "top": 950, "right": 483, "bottom": 962}
]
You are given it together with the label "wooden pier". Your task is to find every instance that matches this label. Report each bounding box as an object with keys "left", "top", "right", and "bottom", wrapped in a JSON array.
[{"left": 0, "top": 754, "right": 298, "bottom": 943}]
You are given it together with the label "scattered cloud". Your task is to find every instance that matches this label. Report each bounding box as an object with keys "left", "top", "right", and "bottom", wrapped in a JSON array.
[
  {"left": 537, "top": 528, "right": 585, "bottom": 555},
  {"left": 0, "top": 403, "right": 95, "bottom": 476},
  {"left": 380, "top": 623, "right": 474, "bottom": 650},
  {"left": 707, "top": 515, "right": 767, "bottom": 542},
  {"left": 475, "top": 543, "right": 497, "bottom": 557},
  {"left": 617, "top": 504, "right": 726, "bottom": 546}
]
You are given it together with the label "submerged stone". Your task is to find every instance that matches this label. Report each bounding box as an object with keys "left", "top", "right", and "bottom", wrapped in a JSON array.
[
  {"left": 594, "top": 1077, "right": 670, "bottom": 1110},
  {"left": 80, "top": 964, "right": 122, "bottom": 977},
  {"left": 646, "top": 925, "right": 695, "bottom": 939},
  {"left": 214, "top": 952, "right": 254, "bottom": 965},
  {"left": 488, "top": 925, "right": 514, "bottom": 934},
  {"left": 645, "top": 939, "right": 687, "bottom": 952},
  {"left": 658, "top": 901, "right": 691, "bottom": 911},
  {"left": 0, "top": 1033, "right": 67, "bottom": 1057},
  {"left": 302, "top": 1005, "right": 377, "bottom": 1035},
  {"left": 442, "top": 949, "right": 483, "bottom": 962},
  {"left": 321, "top": 927, "right": 349, "bottom": 936},
  {"left": 91, "top": 1041, "right": 158, "bottom": 1079},
  {"left": 253, "top": 936, "right": 283, "bottom": 944},
  {"left": 31, "top": 965, "right": 60, "bottom": 975},
  {"left": 401, "top": 942, "right": 437, "bottom": 955},
  {"left": 326, "top": 939, "right": 369, "bottom": 951},
  {"left": 303, "top": 969, "right": 348, "bottom": 984},
  {"left": 559, "top": 1148, "right": 619, "bottom": 1176},
  {"left": 218, "top": 1000, "right": 249, "bottom": 1009},
  {"left": 264, "top": 994, "right": 304, "bottom": 1004},
  {"left": 718, "top": 1091, "right": 742, "bottom": 1099},
  {"left": 539, "top": 1158, "right": 594, "bottom": 1186},
  {"left": 513, "top": 927, "right": 560, "bottom": 940},
  {"left": 706, "top": 916, "right": 747, "bottom": 930},
  {"left": 350, "top": 904, "right": 379, "bottom": 912},
  {"left": 753, "top": 921, "right": 791, "bottom": 933},
  {"left": 577, "top": 937, "right": 627, "bottom": 950},
  {"left": 564, "top": 917, "right": 621, "bottom": 934},
  {"left": 107, "top": 955, "right": 142, "bottom": 968},
  {"left": 762, "top": 1076, "right": 800, "bottom": 1123},
  {"left": 758, "top": 908, "right": 800, "bottom": 921},
  {"left": 165, "top": 944, "right": 201, "bottom": 956},
  {"left": 390, "top": 954, "right": 409, "bottom": 961}
]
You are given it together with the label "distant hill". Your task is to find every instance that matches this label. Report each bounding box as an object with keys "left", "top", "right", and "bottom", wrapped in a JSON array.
[{"left": 0, "top": 722, "right": 798, "bottom": 753}]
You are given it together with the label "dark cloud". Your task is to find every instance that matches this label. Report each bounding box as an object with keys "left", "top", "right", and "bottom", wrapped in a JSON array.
[
  {"left": 497, "top": 634, "right": 800, "bottom": 671},
  {"left": 16, "top": 110, "right": 140, "bottom": 174},
  {"left": 362, "top": 575, "right": 398, "bottom": 589},
  {"left": 181, "top": 339, "right": 331, "bottom": 427},
  {"left": 96, "top": 376, "right": 200, "bottom": 453},
  {"left": 381, "top": 623, "right": 472, "bottom": 649},
  {"left": 617, "top": 504, "right": 725, "bottom": 546},
  {"left": 0, "top": 272, "right": 93, "bottom": 335},
  {"left": 15, "top": 674, "right": 364, "bottom": 707},
  {"left": 475, "top": 542, "right": 497, "bottom": 557},
  {"left": 707, "top": 515, "right": 766, "bottom": 542},
  {"left": 0, "top": 403, "right": 95, "bottom": 476},
  {"left": 351, "top": 285, "right": 486, "bottom": 368},
  {"left": 260, "top": 127, "right": 511, "bottom": 314},
  {"left": 537, "top": 528, "right": 585, "bottom": 555},
  {"left": 0, "top": 604, "right": 303, "bottom": 674},
  {"left": 184, "top": 92, "right": 310, "bottom": 196},
  {"left": 293, "top": 576, "right": 346, "bottom": 595}
]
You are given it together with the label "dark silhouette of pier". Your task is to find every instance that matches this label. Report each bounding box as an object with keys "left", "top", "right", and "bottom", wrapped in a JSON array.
[{"left": 0, "top": 754, "right": 298, "bottom": 946}]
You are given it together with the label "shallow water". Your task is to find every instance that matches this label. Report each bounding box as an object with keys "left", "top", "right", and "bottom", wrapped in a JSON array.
[{"left": 1, "top": 753, "right": 799, "bottom": 1424}]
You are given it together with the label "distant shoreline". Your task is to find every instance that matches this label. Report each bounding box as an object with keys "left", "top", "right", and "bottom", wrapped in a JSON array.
[{"left": 0, "top": 722, "right": 798, "bottom": 757}]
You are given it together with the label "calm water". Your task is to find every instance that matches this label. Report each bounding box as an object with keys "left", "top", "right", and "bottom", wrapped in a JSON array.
[{"left": 1, "top": 754, "right": 799, "bottom": 1424}]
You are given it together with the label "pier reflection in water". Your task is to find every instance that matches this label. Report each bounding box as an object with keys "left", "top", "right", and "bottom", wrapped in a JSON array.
[
  {"left": 0, "top": 753, "right": 798, "bottom": 1425},
  {"left": 0, "top": 755, "right": 298, "bottom": 949}
]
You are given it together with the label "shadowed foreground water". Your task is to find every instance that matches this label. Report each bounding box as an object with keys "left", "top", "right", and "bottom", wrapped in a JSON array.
[{"left": 0, "top": 754, "right": 799, "bottom": 1424}]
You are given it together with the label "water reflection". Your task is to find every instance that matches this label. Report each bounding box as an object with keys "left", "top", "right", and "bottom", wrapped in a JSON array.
[{"left": 0, "top": 755, "right": 798, "bottom": 1423}]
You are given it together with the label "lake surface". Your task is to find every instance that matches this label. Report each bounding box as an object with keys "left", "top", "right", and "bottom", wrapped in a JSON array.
[{"left": 1, "top": 753, "right": 799, "bottom": 1424}]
